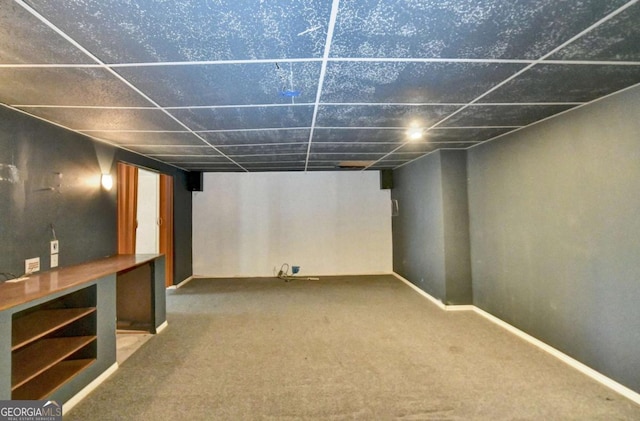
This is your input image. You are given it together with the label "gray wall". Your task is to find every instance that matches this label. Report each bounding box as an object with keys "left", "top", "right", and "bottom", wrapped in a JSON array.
[
  {"left": 391, "top": 150, "right": 472, "bottom": 304},
  {"left": 0, "top": 105, "right": 192, "bottom": 285},
  {"left": 392, "top": 152, "right": 446, "bottom": 299},
  {"left": 441, "top": 151, "right": 472, "bottom": 304},
  {"left": 467, "top": 85, "right": 640, "bottom": 392}
]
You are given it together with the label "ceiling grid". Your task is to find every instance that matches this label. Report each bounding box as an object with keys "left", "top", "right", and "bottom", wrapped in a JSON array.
[{"left": 0, "top": 0, "right": 639, "bottom": 172}]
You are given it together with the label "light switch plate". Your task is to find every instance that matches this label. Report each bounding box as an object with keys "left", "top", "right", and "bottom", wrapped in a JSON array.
[{"left": 50, "top": 240, "right": 59, "bottom": 254}]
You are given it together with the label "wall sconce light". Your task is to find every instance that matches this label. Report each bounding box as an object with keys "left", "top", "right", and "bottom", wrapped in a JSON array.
[{"left": 101, "top": 174, "right": 113, "bottom": 190}]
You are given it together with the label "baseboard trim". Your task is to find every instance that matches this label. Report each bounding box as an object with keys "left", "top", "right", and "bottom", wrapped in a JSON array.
[
  {"left": 392, "top": 273, "right": 640, "bottom": 406},
  {"left": 167, "top": 276, "right": 194, "bottom": 289},
  {"left": 155, "top": 320, "right": 169, "bottom": 334},
  {"left": 472, "top": 307, "right": 640, "bottom": 406},
  {"left": 63, "top": 362, "right": 118, "bottom": 414},
  {"left": 392, "top": 273, "right": 447, "bottom": 310}
]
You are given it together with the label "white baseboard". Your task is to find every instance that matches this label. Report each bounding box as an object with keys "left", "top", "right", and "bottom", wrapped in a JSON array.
[
  {"left": 472, "top": 307, "right": 640, "bottom": 406},
  {"left": 167, "top": 276, "right": 194, "bottom": 289},
  {"left": 63, "top": 362, "right": 118, "bottom": 414},
  {"left": 392, "top": 273, "right": 448, "bottom": 310},
  {"left": 190, "top": 272, "right": 392, "bottom": 280},
  {"left": 392, "top": 272, "right": 640, "bottom": 406},
  {"left": 155, "top": 320, "right": 169, "bottom": 333}
]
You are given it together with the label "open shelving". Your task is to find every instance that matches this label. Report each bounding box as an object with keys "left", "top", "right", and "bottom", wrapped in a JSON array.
[{"left": 10, "top": 286, "right": 97, "bottom": 400}]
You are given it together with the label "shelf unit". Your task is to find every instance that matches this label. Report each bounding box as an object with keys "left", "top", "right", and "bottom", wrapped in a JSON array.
[{"left": 10, "top": 286, "right": 97, "bottom": 400}]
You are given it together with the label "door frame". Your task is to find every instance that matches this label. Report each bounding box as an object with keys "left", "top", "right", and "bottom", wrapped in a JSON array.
[
  {"left": 117, "top": 162, "right": 174, "bottom": 287},
  {"left": 159, "top": 174, "right": 174, "bottom": 287}
]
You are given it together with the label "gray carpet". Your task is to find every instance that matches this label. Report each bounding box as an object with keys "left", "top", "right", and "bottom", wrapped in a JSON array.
[{"left": 66, "top": 275, "right": 640, "bottom": 420}]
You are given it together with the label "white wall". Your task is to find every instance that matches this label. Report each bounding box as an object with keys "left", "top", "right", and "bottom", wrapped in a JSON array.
[
  {"left": 193, "top": 171, "right": 392, "bottom": 277},
  {"left": 135, "top": 168, "right": 159, "bottom": 254}
]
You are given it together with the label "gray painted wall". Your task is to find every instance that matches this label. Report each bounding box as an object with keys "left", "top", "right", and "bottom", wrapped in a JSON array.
[
  {"left": 391, "top": 151, "right": 472, "bottom": 304},
  {"left": 441, "top": 151, "right": 472, "bottom": 304},
  {"left": 392, "top": 152, "right": 446, "bottom": 299},
  {"left": 467, "top": 85, "right": 640, "bottom": 393},
  {"left": 0, "top": 105, "right": 192, "bottom": 285}
]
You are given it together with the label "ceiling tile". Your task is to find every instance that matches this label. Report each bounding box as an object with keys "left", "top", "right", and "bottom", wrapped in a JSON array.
[
  {"left": 380, "top": 151, "right": 431, "bottom": 162},
  {"left": 440, "top": 104, "right": 578, "bottom": 127},
  {"left": 218, "top": 143, "right": 308, "bottom": 156},
  {"left": 162, "top": 155, "right": 232, "bottom": 164},
  {"left": 550, "top": 4, "right": 640, "bottom": 61},
  {"left": 232, "top": 154, "right": 307, "bottom": 163},
  {"left": 480, "top": 64, "right": 640, "bottom": 103},
  {"left": 117, "top": 62, "right": 321, "bottom": 106},
  {"left": 0, "top": 68, "right": 150, "bottom": 106},
  {"left": 0, "top": 2, "right": 92, "bottom": 64},
  {"left": 242, "top": 162, "right": 306, "bottom": 170},
  {"left": 396, "top": 142, "right": 471, "bottom": 154},
  {"left": 331, "top": 0, "right": 627, "bottom": 59},
  {"left": 426, "top": 127, "right": 514, "bottom": 143},
  {"left": 18, "top": 107, "right": 185, "bottom": 131},
  {"left": 310, "top": 153, "right": 386, "bottom": 162},
  {"left": 170, "top": 106, "right": 314, "bottom": 131},
  {"left": 125, "top": 145, "right": 220, "bottom": 155},
  {"left": 81, "top": 131, "right": 203, "bottom": 146},
  {"left": 200, "top": 129, "right": 310, "bottom": 146},
  {"left": 369, "top": 160, "right": 408, "bottom": 169},
  {"left": 312, "top": 128, "right": 404, "bottom": 143},
  {"left": 4, "top": 1, "right": 639, "bottom": 173},
  {"left": 310, "top": 143, "right": 398, "bottom": 154},
  {"left": 315, "top": 104, "right": 460, "bottom": 128},
  {"left": 181, "top": 163, "right": 243, "bottom": 171},
  {"left": 321, "top": 62, "right": 525, "bottom": 103},
  {"left": 305, "top": 160, "right": 372, "bottom": 169},
  {"left": 25, "top": 0, "right": 331, "bottom": 63}
]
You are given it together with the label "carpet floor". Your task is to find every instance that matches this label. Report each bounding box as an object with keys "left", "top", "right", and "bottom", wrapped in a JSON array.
[{"left": 66, "top": 275, "right": 640, "bottom": 420}]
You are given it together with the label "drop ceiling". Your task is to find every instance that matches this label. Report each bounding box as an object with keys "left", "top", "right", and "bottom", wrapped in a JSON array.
[{"left": 1, "top": 0, "right": 639, "bottom": 172}]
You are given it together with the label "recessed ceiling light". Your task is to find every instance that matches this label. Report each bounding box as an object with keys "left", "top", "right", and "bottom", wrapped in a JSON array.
[{"left": 406, "top": 127, "right": 423, "bottom": 141}]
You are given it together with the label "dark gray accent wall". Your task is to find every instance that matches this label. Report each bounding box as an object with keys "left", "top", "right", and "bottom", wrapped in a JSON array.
[
  {"left": 467, "top": 85, "right": 640, "bottom": 393},
  {"left": 0, "top": 105, "right": 192, "bottom": 285},
  {"left": 391, "top": 150, "right": 472, "bottom": 304},
  {"left": 441, "top": 151, "right": 472, "bottom": 304},
  {"left": 392, "top": 152, "right": 445, "bottom": 299}
]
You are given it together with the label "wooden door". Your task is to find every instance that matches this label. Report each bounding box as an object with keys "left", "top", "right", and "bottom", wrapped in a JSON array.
[
  {"left": 117, "top": 163, "right": 174, "bottom": 287},
  {"left": 117, "top": 163, "right": 138, "bottom": 254},
  {"left": 159, "top": 174, "right": 174, "bottom": 287}
]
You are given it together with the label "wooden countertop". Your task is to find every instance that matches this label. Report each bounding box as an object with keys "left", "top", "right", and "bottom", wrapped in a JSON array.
[{"left": 0, "top": 254, "right": 162, "bottom": 312}]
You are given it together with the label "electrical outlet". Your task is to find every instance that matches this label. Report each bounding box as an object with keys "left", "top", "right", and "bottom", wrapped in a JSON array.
[
  {"left": 50, "top": 240, "right": 59, "bottom": 254},
  {"left": 51, "top": 254, "right": 59, "bottom": 268},
  {"left": 25, "top": 257, "right": 40, "bottom": 274}
]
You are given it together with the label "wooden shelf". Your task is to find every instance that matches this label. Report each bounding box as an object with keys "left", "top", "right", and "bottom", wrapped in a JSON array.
[
  {"left": 12, "top": 359, "right": 95, "bottom": 400},
  {"left": 12, "top": 336, "right": 96, "bottom": 390},
  {"left": 12, "top": 308, "right": 96, "bottom": 351}
]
